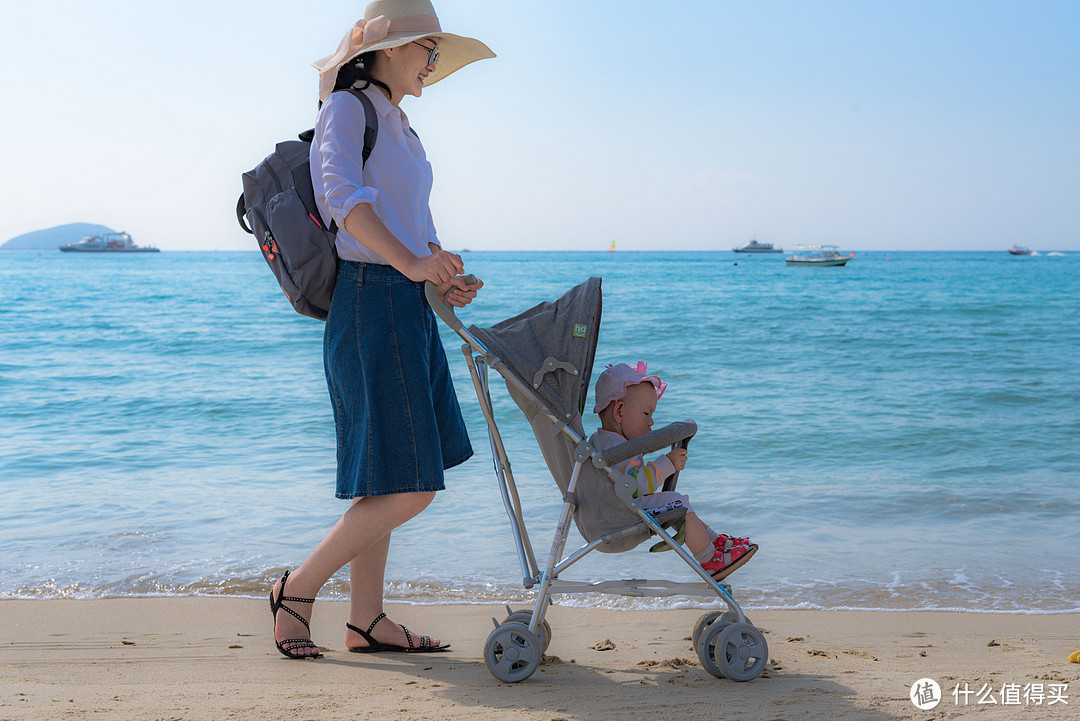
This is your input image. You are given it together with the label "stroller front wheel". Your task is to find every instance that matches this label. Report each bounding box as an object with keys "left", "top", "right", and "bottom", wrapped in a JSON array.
[
  {"left": 501, "top": 609, "right": 552, "bottom": 652},
  {"left": 697, "top": 622, "right": 768, "bottom": 682},
  {"left": 692, "top": 611, "right": 724, "bottom": 648},
  {"left": 692, "top": 609, "right": 754, "bottom": 650}
]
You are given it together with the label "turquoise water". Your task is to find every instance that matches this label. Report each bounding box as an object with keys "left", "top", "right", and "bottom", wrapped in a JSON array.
[{"left": 1, "top": 250, "right": 1077, "bottom": 612}]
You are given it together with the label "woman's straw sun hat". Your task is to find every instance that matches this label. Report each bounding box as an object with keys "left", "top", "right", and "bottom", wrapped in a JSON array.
[{"left": 312, "top": 0, "right": 495, "bottom": 101}]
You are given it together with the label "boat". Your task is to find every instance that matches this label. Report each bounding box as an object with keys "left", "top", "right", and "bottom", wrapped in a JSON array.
[
  {"left": 1007, "top": 245, "right": 1033, "bottom": 256},
  {"left": 733, "top": 238, "right": 782, "bottom": 253},
  {"left": 786, "top": 245, "right": 851, "bottom": 267},
  {"left": 60, "top": 231, "right": 159, "bottom": 253}
]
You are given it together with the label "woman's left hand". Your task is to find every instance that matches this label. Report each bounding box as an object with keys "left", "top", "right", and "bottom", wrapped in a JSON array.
[{"left": 438, "top": 276, "right": 484, "bottom": 308}]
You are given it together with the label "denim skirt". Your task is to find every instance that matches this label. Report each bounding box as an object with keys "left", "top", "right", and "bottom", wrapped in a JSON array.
[{"left": 324, "top": 261, "right": 473, "bottom": 498}]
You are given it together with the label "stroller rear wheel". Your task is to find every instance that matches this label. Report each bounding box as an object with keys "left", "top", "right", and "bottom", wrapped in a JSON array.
[{"left": 484, "top": 623, "right": 543, "bottom": 683}]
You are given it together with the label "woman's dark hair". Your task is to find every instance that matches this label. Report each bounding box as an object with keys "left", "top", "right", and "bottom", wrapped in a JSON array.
[{"left": 319, "top": 51, "right": 391, "bottom": 107}]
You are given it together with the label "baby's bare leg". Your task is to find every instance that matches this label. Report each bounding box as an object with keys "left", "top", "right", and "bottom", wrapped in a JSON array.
[{"left": 683, "top": 512, "right": 710, "bottom": 555}]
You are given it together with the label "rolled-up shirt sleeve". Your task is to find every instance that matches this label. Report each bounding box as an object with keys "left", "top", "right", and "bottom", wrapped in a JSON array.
[{"left": 317, "top": 93, "right": 378, "bottom": 226}]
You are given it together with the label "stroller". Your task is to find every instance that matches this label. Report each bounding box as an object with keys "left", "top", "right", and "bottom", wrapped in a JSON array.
[{"left": 426, "top": 276, "right": 767, "bottom": 683}]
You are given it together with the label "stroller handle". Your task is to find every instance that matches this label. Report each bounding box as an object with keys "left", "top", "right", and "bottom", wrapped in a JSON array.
[
  {"left": 424, "top": 274, "right": 478, "bottom": 333},
  {"left": 597, "top": 420, "right": 698, "bottom": 468},
  {"left": 662, "top": 436, "right": 691, "bottom": 493}
]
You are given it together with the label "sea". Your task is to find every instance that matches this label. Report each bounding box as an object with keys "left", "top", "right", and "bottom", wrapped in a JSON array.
[{"left": 1, "top": 250, "right": 1077, "bottom": 614}]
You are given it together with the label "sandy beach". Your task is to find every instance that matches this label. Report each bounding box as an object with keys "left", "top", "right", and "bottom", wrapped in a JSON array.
[{"left": 2, "top": 599, "right": 1077, "bottom": 720}]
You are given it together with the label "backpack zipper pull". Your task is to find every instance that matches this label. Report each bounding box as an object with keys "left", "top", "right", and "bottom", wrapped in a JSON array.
[{"left": 262, "top": 231, "right": 277, "bottom": 261}]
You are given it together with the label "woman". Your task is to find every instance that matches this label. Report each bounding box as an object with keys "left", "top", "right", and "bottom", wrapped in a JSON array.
[{"left": 269, "top": 0, "right": 494, "bottom": 659}]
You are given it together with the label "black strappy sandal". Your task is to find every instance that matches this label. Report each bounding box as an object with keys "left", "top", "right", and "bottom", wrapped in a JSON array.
[
  {"left": 345, "top": 612, "right": 450, "bottom": 653},
  {"left": 269, "top": 570, "right": 322, "bottom": 659}
]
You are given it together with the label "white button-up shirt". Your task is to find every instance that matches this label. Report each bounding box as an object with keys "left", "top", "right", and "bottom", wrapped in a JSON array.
[{"left": 310, "top": 84, "right": 439, "bottom": 264}]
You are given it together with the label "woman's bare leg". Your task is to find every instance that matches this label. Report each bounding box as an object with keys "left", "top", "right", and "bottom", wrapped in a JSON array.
[
  {"left": 341, "top": 531, "right": 443, "bottom": 649},
  {"left": 348, "top": 526, "right": 391, "bottom": 628},
  {"left": 271, "top": 491, "right": 435, "bottom": 654}
]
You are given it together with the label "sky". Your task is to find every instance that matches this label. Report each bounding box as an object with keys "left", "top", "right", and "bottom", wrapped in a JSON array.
[{"left": 1, "top": 0, "right": 1077, "bottom": 252}]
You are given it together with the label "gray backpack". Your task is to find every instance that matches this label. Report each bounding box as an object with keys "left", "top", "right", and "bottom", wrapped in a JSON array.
[{"left": 236, "top": 88, "right": 377, "bottom": 320}]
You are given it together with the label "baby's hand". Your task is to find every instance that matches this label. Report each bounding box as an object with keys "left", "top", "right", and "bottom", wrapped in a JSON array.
[{"left": 666, "top": 448, "right": 687, "bottom": 471}]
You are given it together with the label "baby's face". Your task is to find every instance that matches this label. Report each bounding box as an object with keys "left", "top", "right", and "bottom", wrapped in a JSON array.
[{"left": 618, "top": 382, "right": 657, "bottom": 439}]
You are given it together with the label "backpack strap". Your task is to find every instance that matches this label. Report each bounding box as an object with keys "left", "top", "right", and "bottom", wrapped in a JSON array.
[
  {"left": 236, "top": 194, "right": 252, "bottom": 234},
  {"left": 344, "top": 87, "right": 379, "bottom": 168},
  {"left": 298, "top": 87, "right": 379, "bottom": 163}
]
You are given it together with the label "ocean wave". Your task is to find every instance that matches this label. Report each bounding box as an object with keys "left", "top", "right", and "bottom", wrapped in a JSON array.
[{"left": 3, "top": 572, "right": 1077, "bottom": 615}]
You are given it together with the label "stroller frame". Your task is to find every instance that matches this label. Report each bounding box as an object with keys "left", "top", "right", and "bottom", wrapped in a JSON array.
[{"left": 425, "top": 279, "right": 767, "bottom": 683}]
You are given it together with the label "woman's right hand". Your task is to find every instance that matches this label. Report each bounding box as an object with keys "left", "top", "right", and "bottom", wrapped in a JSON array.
[{"left": 404, "top": 248, "right": 464, "bottom": 286}]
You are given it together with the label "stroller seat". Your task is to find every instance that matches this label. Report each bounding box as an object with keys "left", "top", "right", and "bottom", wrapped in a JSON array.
[
  {"left": 501, "top": 365, "right": 689, "bottom": 554},
  {"left": 425, "top": 276, "right": 767, "bottom": 684}
]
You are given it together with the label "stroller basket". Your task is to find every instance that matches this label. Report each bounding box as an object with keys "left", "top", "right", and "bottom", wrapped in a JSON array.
[{"left": 425, "top": 277, "right": 767, "bottom": 683}]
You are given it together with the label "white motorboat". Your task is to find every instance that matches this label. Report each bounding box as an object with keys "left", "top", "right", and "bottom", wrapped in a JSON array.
[
  {"left": 786, "top": 245, "right": 851, "bottom": 267},
  {"left": 733, "top": 238, "right": 783, "bottom": 253},
  {"left": 60, "top": 232, "right": 159, "bottom": 253}
]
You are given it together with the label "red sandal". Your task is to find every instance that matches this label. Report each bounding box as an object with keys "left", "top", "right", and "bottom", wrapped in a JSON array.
[
  {"left": 701, "top": 541, "right": 758, "bottom": 581},
  {"left": 715, "top": 533, "right": 751, "bottom": 549}
]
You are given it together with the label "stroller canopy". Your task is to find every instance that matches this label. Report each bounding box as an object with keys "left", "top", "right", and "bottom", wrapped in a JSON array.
[{"left": 468, "top": 277, "right": 601, "bottom": 430}]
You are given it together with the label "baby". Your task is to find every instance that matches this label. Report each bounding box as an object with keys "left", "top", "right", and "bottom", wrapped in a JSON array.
[{"left": 588, "top": 361, "right": 757, "bottom": 581}]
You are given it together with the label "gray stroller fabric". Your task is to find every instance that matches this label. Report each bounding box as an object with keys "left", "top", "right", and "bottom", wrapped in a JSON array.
[
  {"left": 573, "top": 463, "right": 655, "bottom": 551},
  {"left": 468, "top": 277, "right": 601, "bottom": 422},
  {"left": 468, "top": 277, "right": 672, "bottom": 553},
  {"left": 468, "top": 277, "right": 600, "bottom": 507}
]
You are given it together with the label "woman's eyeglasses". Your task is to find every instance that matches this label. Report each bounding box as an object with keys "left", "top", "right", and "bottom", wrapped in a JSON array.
[{"left": 412, "top": 41, "right": 439, "bottom": 66}]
